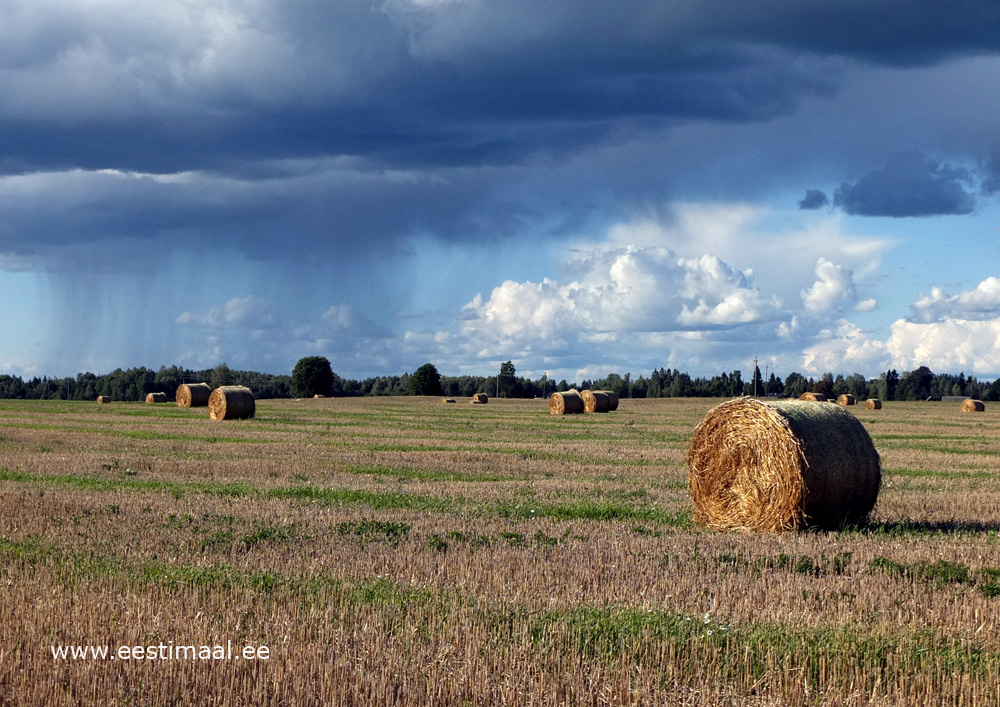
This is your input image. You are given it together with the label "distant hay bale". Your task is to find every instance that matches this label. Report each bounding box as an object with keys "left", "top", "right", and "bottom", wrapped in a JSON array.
[
  {"left": 962, "top": 398, "right": 985, "bottom": 412},
  {"left": 440, "top": 398, "right": 456, "bottom": 404},
  {"left": 176, "top": 383, "right": 211, "bottom": 408},
  {"left": 472, "top": 393, "right": 488, "bottom": 404},
  {"left": 837, "top": 394, "right": 855, "bottom": 406},
  {"left": 208, "top": 386, "right": 255, "bottom": 421},
  {"left": 96, "top": 396, "right": 110, "bottom": 404},
  {"left": 799, "top": 392, "right": 826, "bottom": 402},
  {"left": 313, "top": 394, "right": 326, "bottom": 399},
  {"left": 865, "top": 399, "right": 882, "bottom": 410},
  {"left": 600, "top": 391, "right": 620, "bottom": 411},
  {"left": 687, "top": 398, "right": 881, "bottom": 532},
  {"left": 549, "top": 390, "right": 584, "bottom": 415},
  {"left": 581, "top": 389, "right": 610, "bottom": 413},
  {"left": 145, "top": 392, "right": 167, "bottom": 404}
]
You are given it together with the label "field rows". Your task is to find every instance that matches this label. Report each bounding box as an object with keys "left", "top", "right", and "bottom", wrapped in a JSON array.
[{"left": 3, "top": 397, "right": 1000, "bottom": 704}]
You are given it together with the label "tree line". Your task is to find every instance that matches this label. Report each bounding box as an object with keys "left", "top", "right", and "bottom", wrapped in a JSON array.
[{"left": 1, "top": 358, "right": 998, "bottom": 402}]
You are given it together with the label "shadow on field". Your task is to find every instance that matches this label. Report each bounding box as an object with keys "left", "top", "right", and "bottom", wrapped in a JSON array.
[{"left": 836, "top": 519, "right": 1000, "bottom": 537}]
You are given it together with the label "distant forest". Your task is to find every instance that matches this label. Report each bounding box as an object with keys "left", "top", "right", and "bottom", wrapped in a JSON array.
[{"left": 1, "top": 362, "right": 999, "bottom": 403}]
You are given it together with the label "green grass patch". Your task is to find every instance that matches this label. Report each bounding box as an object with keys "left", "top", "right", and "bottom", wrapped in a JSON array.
[
  {"left": 527, "top": 605, "right": 997, "bottom": 692},
  {"left": 0, "top": 468, "right": 690, "bottom": 525},
  {"left": 336, "top": 519, "right": 411, "bottom": 544},
  {"left": 496, "top": 500, "right": 691, "bottom": 526},
  {"left": 717, "top": 551, "right": 853, "bottom": 577},
  {"left": 342, "top": 463, "right": 519, "bottom": 483},
  {"left": 866, "top": 556, "right": 1000, "bottom": 596}
]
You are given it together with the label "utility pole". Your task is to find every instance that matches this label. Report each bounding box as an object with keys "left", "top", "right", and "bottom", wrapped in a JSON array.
[{"left": 753, "top": 356, "right": 759, "bottom": 397}]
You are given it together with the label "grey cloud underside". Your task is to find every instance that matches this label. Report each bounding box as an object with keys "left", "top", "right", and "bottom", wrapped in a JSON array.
[
  {"left": 6, "top": 1, "right": 1000, "bottom": 176},
  {"left": 798, "top": 189, "right": 829, "bottom": 210},
  {"left": 0, "top": 168, "right": 561, "bottom": 261},
  {"left": 832, "top": 152, "right": 977, "bottom": 217},
  {"left": 0, "top": 54, "right": 835, "bottom": 176},
  {"left": 3, "top": 0, "right": 1000, "bottom": 269}
]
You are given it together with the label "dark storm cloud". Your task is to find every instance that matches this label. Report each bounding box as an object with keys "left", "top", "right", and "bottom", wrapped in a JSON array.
[
  {"left": 798, "top": 190, "right": 829, "bottom": 210},
  {"left": 388, "top": 0, "right": 1000, "bottom": 70},
  {"left": 832, "top": 152, "right": 977, "bottom": 217},
  {"left": 3, "top": 0, "right": 1000, "bottom": 265},
  {"left": 10, "top": 0, "right": 1000, "bottom": 177},
  {"left": 983, "top": 150, "right": 1000, "bottom": 195},
  {"left": 0, "top": 161, "right": 583, "bottom": 268}
]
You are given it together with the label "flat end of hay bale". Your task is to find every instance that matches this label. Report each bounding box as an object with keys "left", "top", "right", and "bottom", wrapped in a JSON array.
[
  {"left": 688, "top": 397, "right": 880, "bottom": 532},
  {"left": 208, "top": 386, "right": 255, "bottom": 421},
  {"left": 962, "top": 398, "right": 985, "bottom": 412},
  {"left": 176, "top": 382, "right": 211, "bottom": 408},
  {"left": 581, "top": 389, "right": 610, "bottom": 413},
  {"left": 549, "top": 390, "right": 584, "bottom": 415},
  {"left": 799, "top": 392, "right": 826, "bottom": 402}
]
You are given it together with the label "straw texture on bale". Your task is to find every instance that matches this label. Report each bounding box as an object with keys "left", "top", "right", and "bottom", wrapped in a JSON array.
[
  {"left": 96, "top": 396, "right": 110, "bottom": 404},
  {"left": 145, "top": 392, "right": 167, "bottom": 404},
  {"left": 472, "top": 393, "right": 488, "bottom": 404},
  {"left": 176, "top": 383, "right": 211, "bottom": 408},
  {"left": 865, "top": 399, "right": 882, "bottom": 410},
  {"left": 962, "top": 398, "right": 986, "bottom": 412},
  {"left": 837, "top": 394, "right": 855, "bottom": 406},
  {"left": 600, "top": 391, "right": 620, "bottom": 411},
  {"left": 581, "top": 389, "right": 610, "bottom": 413},
  {"left": 687, "top": 398, "right": 881, "bottom": 531},
  {"left": 208, "top": 386, "right": 255, "bottom": 421},
  {"left": 799, "top": 392, "right": 826, "bottom": 402},
  {"left": 549, "top": 390, "right": 584, "bottom": 415}
]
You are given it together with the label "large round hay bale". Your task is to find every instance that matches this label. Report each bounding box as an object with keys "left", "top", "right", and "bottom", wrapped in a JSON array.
[
  {"left": 962, "top": 398, "right": 985, "bottom": 412},
  {"left": 472, "top": 393, "right": 488, "bottom": 404},
  {"left": 96, "top": 396, "right": 110, "bottom": 404},
  {"left": 837, "top": 394, "right": 855, "bottom": 406},
  {"left": 176, "top": 382, "right": 211, "bottom": 408},
  {"left": 549, "top": 390, "right": 584, "bottom": 415},
  {"left": 145, "top": 392, "right": 167, "bottom": 404},
  {"left": 208, "top": 386, "right": 255, "bottom": 421},
  {"left": 600, "top": 391, "right": 620, "bottom": 411},
  {"left": 687, "top": 398, "right": 881, "bottom": 531},
  {"left": 865, "top": 399, "right": 882, "bottom": 410},
  {"left": 581, "top": 389, "right": 610, "bottom": 413},
  {"left": 799, "top": 392, "right": 826, "bottom": 402}
]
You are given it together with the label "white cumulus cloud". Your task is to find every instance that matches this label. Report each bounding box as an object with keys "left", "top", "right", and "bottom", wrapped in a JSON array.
[
  {"left": 887, "top": 318, "right": 1000, "bottom": 372},
  {"left": 801, "top": 319, "right": 890, "bottom": 373},
  {"left": 911, "top": 277, "right": 1000, "bottom": 322},
  {"left": 801, "top": 257, "right": 857, "bottom": 315},
  {"left": 457, "top": 244, "right": 779, "bottom": 360}
]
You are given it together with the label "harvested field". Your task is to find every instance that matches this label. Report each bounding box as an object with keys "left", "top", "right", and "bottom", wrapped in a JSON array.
[{"left": 3, "top": 396, "right": 1000, "bottom": 705}]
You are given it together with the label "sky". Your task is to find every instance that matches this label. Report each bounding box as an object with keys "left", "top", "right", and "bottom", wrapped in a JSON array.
[{"left": 3, "top": 0, "right": 1000, "bottom": 383}]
